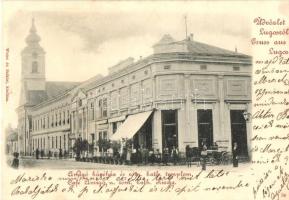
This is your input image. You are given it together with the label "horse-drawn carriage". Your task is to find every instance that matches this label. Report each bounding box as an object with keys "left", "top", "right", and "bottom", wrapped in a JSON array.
[{"left": 189, "top": 147, "right": 231, "bottom": 165}]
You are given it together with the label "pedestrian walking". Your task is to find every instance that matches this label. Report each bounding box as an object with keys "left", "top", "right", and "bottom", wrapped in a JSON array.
[
  {"left": 121, "top": 147, "right": 126, "bottom": 165},
  {"left": 137, "top": 146, "right": 142, "bottom": 164},
  {"left": 186, "top": 145, "right": 192, "bottom": 167},
  {"left": 48, "top": 150, "right": 51, "bottom": 159},
  {"left": 41, "top": 149, "right": 44, "bottom": 159},
  {"left": 36, "top": 148, "right": 39, "bottom": 159},
  {"left": 201, "top": 144, "right": 207, "bottom": 170},
  {"left": 171, "top": 146, "right": 178, "bottom": 165},
  {"left": 163, "top": 147, "right": 169, "bottom": 165},
  {"left": 142, "top": 147, "right": 148, "bottom": 164},
  {"left": 11, "top": 152, "right": 19, "bottom": 169},
  {"left": 115, "top": 150, "right": 120, "bottom": 165},
  {"left": 232, "top": 142, "right": 239, "bottom": 167},
  {"left": 155, "top": 149, "right": 161, "bottom": 164},
  {"left": 126, "top": 147, "right": 131, "bottom": 165},
  {"left": 139, "top": 145, "right": 144, "bottom": 165},
  {"left": 59, "top": 148, "right": 63, "bottom": 159},
  {"left": 149, "top": 149, "right": 155, "bottom": 165},
  {"left": 64, "top": 150, "right": 67, "bottom": 158}
]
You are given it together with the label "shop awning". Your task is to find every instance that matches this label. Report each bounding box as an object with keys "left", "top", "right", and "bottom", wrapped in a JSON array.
[{"left": 110, "top": 111, "right": 153, "bottom": 141}]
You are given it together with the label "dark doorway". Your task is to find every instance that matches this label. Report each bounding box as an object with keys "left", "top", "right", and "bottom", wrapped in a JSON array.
[
  {"left": 112, "top": 122, "right": 117, "bottom": 134},
  {"left": 197, "top": 109, "right": 213, "bottom": 148},
  {"left": 133, "top": 115, "right": 152, "bottom": 150},
  {"left": 230, "top": 110, "right": 248, "bottom": 157},
  {"left": 162, "top": 110, "right": 178, "bottom": 152}
]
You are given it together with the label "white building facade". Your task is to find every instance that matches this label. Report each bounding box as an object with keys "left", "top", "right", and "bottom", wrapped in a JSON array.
[{"left": 17, "top": 22, "right": 252, "bottom": 158}]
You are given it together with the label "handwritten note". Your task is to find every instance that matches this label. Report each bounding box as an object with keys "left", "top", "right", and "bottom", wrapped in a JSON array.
[
  {"left": 5, "top": 15, "right": 289, "bottom": 200},
  {"left": 251, "top": 16, "right": 289, "bottom": 200},
  {"left": 2, "top": 2, "right": 289, "bottom": 200},
  {"left": 9, "top": 169, "right": 250, "bottom": 199}
]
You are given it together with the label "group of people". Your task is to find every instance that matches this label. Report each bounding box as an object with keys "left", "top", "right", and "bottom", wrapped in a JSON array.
[
  {"left": 110, "top": 144, "right": 180, "bottom": 165},
  {"left": 34, "top": 148, "right": 45, "bottom": 159},
  {"left": 10, "top": 141, "right": 240, "bottom": 169},
  {"left": 152, "top": 146, "right": 179, "bottom": 165},
  {"left": 109, "top": 140, "right": 240, "bottom": 168},
  {"left": 34, "top": 148, "right": 68, "bottom": 159},
  {"left": 184, "top": 141, "right": 239, "bottom": 170}
]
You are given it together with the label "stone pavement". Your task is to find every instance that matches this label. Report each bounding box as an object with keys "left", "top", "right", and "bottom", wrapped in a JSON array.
[{"left": 6, "top": 156, "right": 251, "bottom": 172}]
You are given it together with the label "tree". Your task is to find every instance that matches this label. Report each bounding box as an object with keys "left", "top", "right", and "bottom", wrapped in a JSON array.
[
  {"left": 72, "top": 138, "right": 89, "bottom": 161},
  {"left": 111, "top": 141, "right": 121, "bottom": 151},
  {"left": 125, "top": 139, "right": 133, "bottom": 149},
  {"left": 81, "top": 139, "right": 89, "bottom": 153},
  {"left": 97, "top": 138, "right": 111, "bottom": 155},
  {"left": 88, "top": 143, "right": 94, "bottom": 154}
]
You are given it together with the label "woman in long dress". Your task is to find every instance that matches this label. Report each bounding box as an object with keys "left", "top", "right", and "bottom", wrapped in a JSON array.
[
  {"left": 232, "top": 142, "right": 239, "bottom": 167},
  {"left": 126, "top": 143, "right": 132, "bottom": 165},
  {"left": 185, "top": 145, "right": 191, "bottom": 167},
  {"left": 201, "top": 144, "right": 207, "bottom": 170},
  {"left": 11, "top": 152, "right": 19, "bottom": 169}
]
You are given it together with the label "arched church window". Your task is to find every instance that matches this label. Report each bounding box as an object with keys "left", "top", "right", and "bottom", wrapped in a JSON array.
[{"left": 32, "top": 61, "right": 38, "bottom": 73}]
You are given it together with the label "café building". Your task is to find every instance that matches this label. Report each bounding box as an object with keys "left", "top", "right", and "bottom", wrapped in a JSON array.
[
  {"left": 17, "top": 21, "right": 252, "bottom": 158},
  {"left": 74, "top": 34, "right": 252, "bottom": 158}
]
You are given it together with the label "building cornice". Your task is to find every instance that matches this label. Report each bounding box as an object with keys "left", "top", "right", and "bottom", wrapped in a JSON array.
[
  {"left": 29, "top": 52, "right": 252, "bottom": 111},
  {"left": 84, "top": 53, "right": 252, "bottom": 92}
]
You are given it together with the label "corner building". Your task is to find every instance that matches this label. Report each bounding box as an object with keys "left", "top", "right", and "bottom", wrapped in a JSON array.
[{"left": 18, "top": 22, "right": 252, "bottom": 159}]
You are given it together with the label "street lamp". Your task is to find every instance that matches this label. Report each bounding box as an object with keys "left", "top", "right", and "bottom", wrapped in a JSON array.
[
  {"left": 171, "top": 94, "right": 174, "bottom": 110},
  {"left": 203, "top": 98, "right": 206, "bottom": 110},
  {"left": 191, "top": 88, "right": 200, "bottom": 109},
  {"left": 141, "top": 88, "right": 145, "bottom": 103},
  {"left": 243, "top": 111, "right": 251, "bottom": 121},
  {"left": 180, "top": 93, "right": 185, "bottom": 111}
]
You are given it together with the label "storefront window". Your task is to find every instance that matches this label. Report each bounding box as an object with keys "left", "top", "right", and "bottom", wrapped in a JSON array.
[
  {"left": 162, "top": 110, "right": 178, "bottom": 152},
  {"left": 103, "top": 98, "right": 107, "bottom": 117},
  {"left": 90, "top": 102, "right": 95, "bottom": 120},
  {"left": 103, "top": 131, "right": 107, "bottom": 140}
]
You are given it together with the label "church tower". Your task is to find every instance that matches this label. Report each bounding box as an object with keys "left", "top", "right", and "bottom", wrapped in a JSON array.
[
  {"left": 18, "top": 19, "right": 46, "bottom": 156},
  {"left": 20, "top": 18, "right": 46, "bottom": 105}
]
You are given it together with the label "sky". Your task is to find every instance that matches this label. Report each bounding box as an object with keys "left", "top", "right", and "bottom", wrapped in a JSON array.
[{"left": 1, "top": 1, "right": 285, "bottom": 128}]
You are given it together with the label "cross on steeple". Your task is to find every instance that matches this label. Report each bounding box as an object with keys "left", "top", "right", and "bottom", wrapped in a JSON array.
[
  {"left": 26, "top": 18, "right": 41, "bottom": 45},
  {"left": 30, "top": 18, "right": 37, "bottom": 33},
  {"left": 184, "top": 14, "right": 188, "bottom": 39}
]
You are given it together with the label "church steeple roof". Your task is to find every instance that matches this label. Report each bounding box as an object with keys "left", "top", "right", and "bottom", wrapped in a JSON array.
[
  {"left": 30, "top": 18, "right": 37, "bottom": 33},
  {"left": 25, "top": 18, "right": 41, "bottom": 45},
  {"left": 22, "top": 18, "right": 44, "bottom": 54}
]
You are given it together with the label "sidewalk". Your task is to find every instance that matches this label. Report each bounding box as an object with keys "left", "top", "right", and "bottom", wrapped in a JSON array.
[{"left": 16, "top": 156, "right": 251, "bottom": 170}]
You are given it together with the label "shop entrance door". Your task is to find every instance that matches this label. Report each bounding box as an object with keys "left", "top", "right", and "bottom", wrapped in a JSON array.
[
  {"left": 197, "top": 109, "right": 213, "bottom": 148},
  {"left": 162, "top": 110, "right": 178, "bottom": 152},
  {"left": 230, "top": 110, "right": 248, "bottom": 157}
]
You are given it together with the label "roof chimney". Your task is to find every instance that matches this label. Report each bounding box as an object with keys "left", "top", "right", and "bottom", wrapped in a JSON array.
[{"left": 235, "top": 46, "right": 238, "bottom": 53}]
